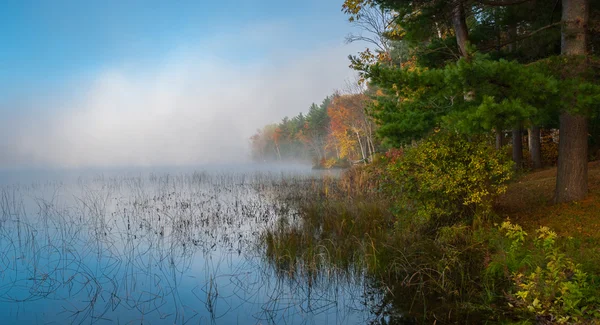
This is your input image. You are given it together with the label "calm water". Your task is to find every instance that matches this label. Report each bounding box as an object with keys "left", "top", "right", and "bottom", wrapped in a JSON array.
[{"left": 0, "top": 167, "right": 380, "bottom": 325}]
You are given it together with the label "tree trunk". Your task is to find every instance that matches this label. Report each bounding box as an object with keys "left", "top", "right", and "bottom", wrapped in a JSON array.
[
  {"left": 555, "top": 0, "right": 589, "bottom": 203},
  {"left": 363, "top": 123, "right": 373, "bottom": 162},
  {"left": 495, "top": 128, "right": 503, "bottom": 150},
  {"left": 356, "top": 131, "right": 366, "bottom": 163},
  {"left": 366, "top": 136, "right": 373, "bottom": 162},
  {"left": 529, "top": 126, "right": 542, "bottom": 169},
  {"left": 451, "top": 1, "right": 469, "bottom": 58},
  {"left": 435, "top": 22, "right": 443, "bottom": 39},
  {"left": 367, "top": 122, "right": 376, "bottom": 159},
  {"left": 512, "top": 127, "right": 523, "bottom": 170},
  {"left": 556, "top": 114, "right": 589, "bottom": 202},
  {"left": 275, "top": 143, "right": 281, "bottom": 161},
  {"left": 562, "top": 0, "right": 589, "bottom": 55},
  {"left": 507, "top": 23, "right": 518, "bottom": 53}
]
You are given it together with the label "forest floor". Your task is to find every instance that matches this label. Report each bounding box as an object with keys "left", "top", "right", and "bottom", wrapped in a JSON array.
[{"left": 495, "top": 160, "right": 600, "bottom": 271}]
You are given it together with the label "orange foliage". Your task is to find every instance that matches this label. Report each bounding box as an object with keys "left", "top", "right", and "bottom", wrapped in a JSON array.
[{"left": 327, "top": 93, "right": 372, "bottom": 161}]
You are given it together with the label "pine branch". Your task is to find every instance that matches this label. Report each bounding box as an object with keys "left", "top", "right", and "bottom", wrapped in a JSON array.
[{"left": 476, "top": 0, "right": 533, "bottom": 6}]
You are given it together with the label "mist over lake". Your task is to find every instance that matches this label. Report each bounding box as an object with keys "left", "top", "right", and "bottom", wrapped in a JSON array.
[{"left": 4, "top": 0, "right": 600, "bottom": 323}]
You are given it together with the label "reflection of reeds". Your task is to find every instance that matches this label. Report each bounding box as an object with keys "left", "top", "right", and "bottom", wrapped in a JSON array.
[
  {"left": 262, "top": 171, "right": 494, "bottom": 324},
  {"left": 0, "top": 171, "right": 379, "bottom": 324},
  {"left": 262, "top": 173, "right": 394, "bottom": 275}
]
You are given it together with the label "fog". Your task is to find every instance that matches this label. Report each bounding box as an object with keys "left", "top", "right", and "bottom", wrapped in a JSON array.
[{"left": 0, "top": 41, "right": 359, "bottom": 169}]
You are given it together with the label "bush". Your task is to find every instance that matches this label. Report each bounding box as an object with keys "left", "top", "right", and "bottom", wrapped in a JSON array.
[
  {"left": 489, "top": 220, "right": 600, "bottom": 324},
  {"left": 386, "top": 131, "right": 514, "bottom": 228}
]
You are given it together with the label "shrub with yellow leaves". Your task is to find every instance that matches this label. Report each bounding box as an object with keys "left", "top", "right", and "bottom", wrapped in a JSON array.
[
  {"left": 496, "top": 221, "right": 600, "bottom": 324},
  {"left": 385, "top": 131, "right": 513, "bottom": 228}
]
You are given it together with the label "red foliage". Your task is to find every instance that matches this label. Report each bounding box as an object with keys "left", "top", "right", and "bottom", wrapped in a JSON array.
[{"left": 385, "top": 148, "right": 404, "bottom": 163}]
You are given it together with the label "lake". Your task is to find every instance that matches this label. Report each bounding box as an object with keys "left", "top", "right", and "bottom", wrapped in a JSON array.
[{"left": 0, "top": 166, "right": 387, "bottom": 325}]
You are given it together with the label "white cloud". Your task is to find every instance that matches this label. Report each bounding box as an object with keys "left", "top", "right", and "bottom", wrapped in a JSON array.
[{"left": 1, "top": 31, "right": 360, "bottom": 168}]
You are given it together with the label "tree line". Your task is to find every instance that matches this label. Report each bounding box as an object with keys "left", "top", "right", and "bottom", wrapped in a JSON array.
[
  {"left": 250, "top": 92, "right": 379, "bottom": 167},
  {"left": 252, "top": 0, "right": 600, "bottom": 203}
]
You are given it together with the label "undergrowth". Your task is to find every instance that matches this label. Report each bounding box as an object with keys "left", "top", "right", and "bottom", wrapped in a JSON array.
[{"left": 262, "top": 132, "right": 600, "bottom": 324}]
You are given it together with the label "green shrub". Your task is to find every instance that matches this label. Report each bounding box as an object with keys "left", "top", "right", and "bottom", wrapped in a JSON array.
[
  {"left": 386, "top": 131, "right": 513, "bottom": 228},
  {"left": 491, "top": 220, "right": 600, "bottom": 324}
]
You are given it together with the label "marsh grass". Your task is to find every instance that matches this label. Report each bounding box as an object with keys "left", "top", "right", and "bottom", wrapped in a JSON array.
[
  {"left": 0, "top": 170, "right": 383, "bottom": 324},
  {"left": 258, "top": 161, "right": 600, "bottom": 324},
  {"left": 259, "top": 170, "right": 497, "bottom": 324},
  {"left": 284, "top": 149, "right": 600, "bottom": 324}
]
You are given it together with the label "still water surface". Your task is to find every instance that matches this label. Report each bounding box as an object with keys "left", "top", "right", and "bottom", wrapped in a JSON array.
[{"left": 0, "top": 167, "right": 380, "bottom": 324}]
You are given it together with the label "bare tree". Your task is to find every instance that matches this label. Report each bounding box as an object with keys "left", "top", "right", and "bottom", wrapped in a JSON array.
[
  {"left": 345, "top": 5, "right": 394, "bottom": 57},
  {"left": 342, "top": 74, "right": 368, "bottom": 95}
]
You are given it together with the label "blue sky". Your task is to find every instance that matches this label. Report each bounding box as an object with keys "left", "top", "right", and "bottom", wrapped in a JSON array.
[
  {"left": 0, "top": 0, "right": 365, "bottom": 168},
  {"left": 1, "top": 0, "right": 352, "bottom": 100}
]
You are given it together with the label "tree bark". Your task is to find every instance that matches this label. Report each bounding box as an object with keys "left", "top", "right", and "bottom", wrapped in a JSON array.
[
  {"left": 512, "top": 127, "right": 523, "bottom": 169},
  {"left": 556, "top": 114, "right": 588, "bottom": 202},
  {"left": 366, "top": 133, "right": 373, "bottom": 160},
  {"left": 369, "top": 135, "right": 376, "bottom": 159},
  {"left": 356, "top": 131, "right": 367, "bottom": 163},
  {"left": 451, "top": 1, "right": 469, "bottom": 57},
  {"left": 529, "top": 126, "right": 542, "bottom": 169},
  {"left": 495, "top": 128, "right": 504, "bottom": 150},
  {"left": 555, "top": 0, "right": 589, "bottom": 203},
  {"left": 507, "top": 24, "right": 518, "bottom": 53},
  {"left": 367, "top": 121, "right": 376, "bottom": 161},
  {"left": 561, "top": 0, "right": 589, "bottom": 55}
]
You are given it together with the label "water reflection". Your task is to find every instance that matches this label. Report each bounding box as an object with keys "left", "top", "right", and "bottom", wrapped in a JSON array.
[{"left": 0, "top": 171, "right": 380, "bottom": 324}]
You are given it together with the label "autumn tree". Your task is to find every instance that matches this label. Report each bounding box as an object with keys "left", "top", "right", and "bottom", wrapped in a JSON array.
[
  {"left": 328, "top": 92, "right": 376, "bottom": 162},
  {"left": 249, "top": 124, "right": 281, "bottom": 162},
  {"left": 250, "top": 98, "right": 339, "bottom": 165}
]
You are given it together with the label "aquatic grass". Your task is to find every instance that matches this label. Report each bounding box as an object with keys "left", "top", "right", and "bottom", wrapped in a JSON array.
[
  {"left": 0, "top": 170, "right": 383, "bottom": 324},
  {"left": 259, "top": 167, "right": 502, "bottom": 323}
]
